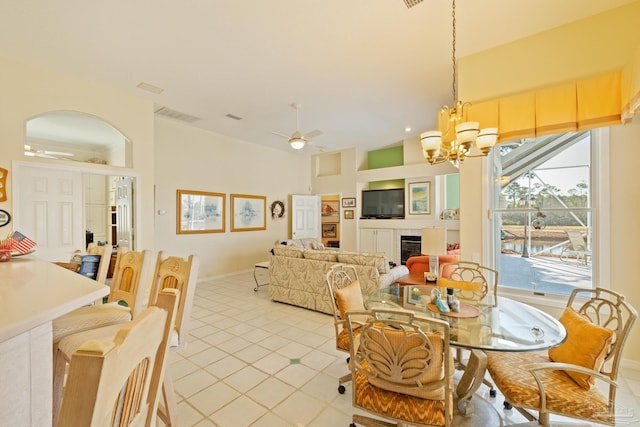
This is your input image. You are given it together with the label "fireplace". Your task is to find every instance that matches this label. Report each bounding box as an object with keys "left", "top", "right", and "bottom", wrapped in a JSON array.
[{"left": 400, "top": 235, "right": 421, "bottom": 265}]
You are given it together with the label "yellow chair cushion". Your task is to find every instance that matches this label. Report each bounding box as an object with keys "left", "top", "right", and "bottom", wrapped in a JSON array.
[
  {"left": 548, "top": 307, "right": 614, "bottom": 390},
  {"left": 334, "top": 280, "right": 364, "bottom": 320},
  {"left": 487, "top": 351, "right": 611, "bottom": 424}
]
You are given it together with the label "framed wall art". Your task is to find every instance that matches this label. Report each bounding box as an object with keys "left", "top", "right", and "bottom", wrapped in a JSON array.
[
  {"left": 344, "top": 209, "right": 354, "bottom": 220},
  {"left": 341, "top": 197, "right": 356, "bottom": 208},
  {"left": 322, "top": 223, "right": 337, "bottom": 238},
  {"left": 231, "top": 194, "right": 266, "bottom": 231},
  {"left": 176, "top": 190, "right": 226, "bottom": 234},
  {"left": 408, "top": 181, "right": 431, "bottom": 215},
  {"left": 321, "top": 200, "right": 339, "bottom": 222}
]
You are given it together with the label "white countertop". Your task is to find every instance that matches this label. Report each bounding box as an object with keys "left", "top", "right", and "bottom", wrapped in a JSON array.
[{"left": 0, "top": 256, "right": 110, "bottom": 342}]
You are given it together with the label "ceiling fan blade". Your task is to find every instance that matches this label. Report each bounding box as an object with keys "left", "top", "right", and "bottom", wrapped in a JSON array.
[
  {"left": 303, "top": 129, "right": 323, "bottom": 140},
  {"left": 271, "top": 131, "right": 291, "bottom": 139}
]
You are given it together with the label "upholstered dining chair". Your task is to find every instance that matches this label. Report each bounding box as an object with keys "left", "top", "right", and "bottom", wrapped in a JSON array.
[
  {"left": 345, "top": 308, "right": 454, "bottom": 427},
  {"left": 325, "top": 264, "right": 363, "bottom": 394},
  {"left": 56, "top": 288, "right": 179, "bottom": 427},
  {"left": 437, "top": 261, "right": 498, "bottom": 396},
  {"left": 487, "top": 287, "right": 637, "bottom": 426},
  {"left": 405, "top": 255, "right": 460, "bottom": 275},
  {"left": 147, "top": 251, "right": 200, "bottom": 426}
]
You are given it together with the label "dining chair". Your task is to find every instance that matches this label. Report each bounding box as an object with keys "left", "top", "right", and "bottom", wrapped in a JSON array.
[
  {"left": 486, "top": 287, "right": 637, "bottom": 426},
  {"left": 51, "top": 248, "right": 153, "bottom": 343},
  {"left": 405, "top": 255, "right": 460, "bottom": 275},
  {"left": 437, "top": 261, "right": 498, "bottom": 396},
  {"left": 345, "top": 307, "right": 453, "bottom": 427},
  {"left": 325, "top": 264, "right": 364, "bottom": 394},
  {"left": 56, "top": 288, "right": 179, "bottom": 427},
  {"left": 147, "top": 251, "right": 200, "bottom": 426}
]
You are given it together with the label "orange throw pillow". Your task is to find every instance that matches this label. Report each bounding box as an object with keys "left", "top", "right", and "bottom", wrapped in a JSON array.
[
  {"left": 548, "top": 307, "right": 614, "bottom": 390},
  {"left": 334, "top": 280, "right": 365, "bottom": 320}
]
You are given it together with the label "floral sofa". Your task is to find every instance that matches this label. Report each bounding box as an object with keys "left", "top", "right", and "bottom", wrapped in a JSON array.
[{"left": 269, "top": 244, "right": 409, "bottom": 314}]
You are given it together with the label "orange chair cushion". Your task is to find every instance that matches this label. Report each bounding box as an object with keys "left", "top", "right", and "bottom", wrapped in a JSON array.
[
  {"left": 487, "top": 351, "right": 611, "bottom": 424},
  {"left": 548, "top": 307, "right": 614, "bottom": 390},
  {"left": 334, "top": 280, "right": 365, "bottom": 320},
  {"left": 406, "top": 255, "right": 459, "bottom": 275},
  {"left": 354, "top": 359, "right": 452, "bottom": 426}
]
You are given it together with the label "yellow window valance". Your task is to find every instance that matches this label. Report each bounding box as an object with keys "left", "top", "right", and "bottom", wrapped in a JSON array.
[
  {"left": 622, "top": 44, "right": 640, "bottom": 121},
  {"left": 468, "top": 70, "right": 622, "bottom": 143}
]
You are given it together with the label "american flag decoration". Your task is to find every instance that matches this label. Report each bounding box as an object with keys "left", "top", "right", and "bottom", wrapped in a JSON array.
[{"left": 7, "top": 231, "right": 37, "bottom": 254}]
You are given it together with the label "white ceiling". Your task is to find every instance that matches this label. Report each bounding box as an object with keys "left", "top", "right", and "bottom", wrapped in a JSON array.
[{"left": 0, "top": 0, "right": 635, "bottom": 153}]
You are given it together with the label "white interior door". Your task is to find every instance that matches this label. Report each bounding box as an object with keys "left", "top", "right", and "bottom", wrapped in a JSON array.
[
  {"left": 115, "top": 177, "right": 134, "bottom": 249},
  {"left": 13, "top": 165, "right": 84, "bottom": 261},
  {"left": 291, "top": 194, "right": 321, "bottom": 240}
]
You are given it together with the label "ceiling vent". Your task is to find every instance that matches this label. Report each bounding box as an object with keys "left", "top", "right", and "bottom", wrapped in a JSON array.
[
  {"left": 154, "top": 106, "right": 201, "bottom": 123},
  {"left": 403, "top": 0, "right": 423, "bottom": 8},
  {"left": 225, "top": 113, "right": 243, "bottom": 121}
]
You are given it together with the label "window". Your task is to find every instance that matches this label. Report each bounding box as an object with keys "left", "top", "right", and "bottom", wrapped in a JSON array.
[{"left": 489, "top": 131, "right": 594, "bottom": 296}]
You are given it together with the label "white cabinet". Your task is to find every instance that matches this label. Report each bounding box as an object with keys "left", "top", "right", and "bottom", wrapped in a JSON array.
[{"left": 360, "top": 228, "right": 396, "bottom": 263}]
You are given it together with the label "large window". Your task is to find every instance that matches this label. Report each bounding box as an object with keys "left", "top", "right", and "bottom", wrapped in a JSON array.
[{"left": 490, "top": 131, "right": 594, "bottom": 296}]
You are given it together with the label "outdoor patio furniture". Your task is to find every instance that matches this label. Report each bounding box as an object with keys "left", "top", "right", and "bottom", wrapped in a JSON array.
[{"left": 560, "top": 230, "right": 591, "bottom": 265}]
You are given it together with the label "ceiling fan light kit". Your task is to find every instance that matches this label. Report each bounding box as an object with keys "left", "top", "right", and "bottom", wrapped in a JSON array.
[
  {"left": 272, "top": 103, "right": 323, "bottom": 151},
  {"left": 419, "top": 0, "right": 498, "bottom": 166}
]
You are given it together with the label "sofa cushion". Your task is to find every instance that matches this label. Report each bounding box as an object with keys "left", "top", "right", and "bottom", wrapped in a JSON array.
[
  {"left": 337, "top": 251, "right": 389, "bottom": 274},
  {"left": 304, "top": 250, "right": 338, "bottom": 262},
  {"left": 548, "top": 307, "right": 615, "bottom": 390},
  {"left": 273, "top": 246, "right": 304, "bottom": 258}
]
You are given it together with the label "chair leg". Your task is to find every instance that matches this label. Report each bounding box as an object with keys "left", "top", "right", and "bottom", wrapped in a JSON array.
[
  {"left": 157, "top": 373, "right": 178, "bottom": 426},
  {"left": 52, "top": 347, "right": 68, "bottom": 427}
]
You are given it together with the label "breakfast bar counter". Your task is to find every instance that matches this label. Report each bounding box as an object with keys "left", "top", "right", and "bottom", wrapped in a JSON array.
[{"left": 0, "top": 256, "right": 109, "bottom": 426}]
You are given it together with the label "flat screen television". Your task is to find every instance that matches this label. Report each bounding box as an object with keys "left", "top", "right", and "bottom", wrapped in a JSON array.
[{"left": 361, "top": 188, "right": 405, "bottom": 219}]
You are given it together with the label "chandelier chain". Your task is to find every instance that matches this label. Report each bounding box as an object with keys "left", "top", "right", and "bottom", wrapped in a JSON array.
[{"left": 451, "top": 0, "right": 457, "bottom": 104}]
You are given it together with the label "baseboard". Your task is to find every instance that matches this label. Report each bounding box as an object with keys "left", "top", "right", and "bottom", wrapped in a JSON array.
[{"left": 621, "top": 357, "right": 640, "bottom": 371}]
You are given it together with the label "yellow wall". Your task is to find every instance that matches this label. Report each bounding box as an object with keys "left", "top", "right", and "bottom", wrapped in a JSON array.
[
  {"left": 458, "top": 3, "right": 640, "bottom": 363},
  {"left": 0, "top": 56, "right": 156, "bottom": 249}
]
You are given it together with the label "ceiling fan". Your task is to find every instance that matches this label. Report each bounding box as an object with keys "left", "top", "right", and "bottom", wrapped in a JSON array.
[
  {"left": 24, "top": 144, "right": 75, "bottom": 159},
  {"left": 272, "top": 103, "right": 323, "bottom": 150}
]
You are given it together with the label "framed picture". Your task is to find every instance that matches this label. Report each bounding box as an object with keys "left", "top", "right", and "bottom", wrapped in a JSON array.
[
  {"left": 341, "top": 197, "right": 356, "bottom": 208},
  {"left": 0, "top": 209, "right": 11, "bottom": 227},
  {"left": 322, "top": 223, "right": 337, "bottom": 238},
  {"left": 344, "top": 209, "right": 354, "bottom": 220},
  {"left": 176, "top": 190, "right": 225, "bottom": 234},
  {"left": 321, "top": 200, "right": 339, "bottom": 222},
  {"left": 408, "top": 182, "right": 431, "bottom": 215},
  {"left": 231, "top": 194, "right": 266, "bottom": 231}
]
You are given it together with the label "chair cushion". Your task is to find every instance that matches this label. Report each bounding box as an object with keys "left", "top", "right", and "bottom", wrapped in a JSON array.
[
  {"left": 52, "top": 303, "right": 132, "bottom": 342},
  {"left": 363, "top": 327, "right": 449, "bottom": 400},
  {"left": 334, "top": 280, "right": 365, "bottom": 320},
  {"left": 548, "top": 307, "right": 614, "bottom": 390},
  {"left": 487, "top": 351, "right": 611, "bottom": 424},
  {"left": 354, "top": 359, "right": 452, "bottom": 426}
]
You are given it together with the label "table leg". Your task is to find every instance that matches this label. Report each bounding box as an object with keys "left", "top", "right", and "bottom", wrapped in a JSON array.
[
  {"left": 455, "top": 349, "right": 488, "bottom": 415},
  {"left": 253, "top": 266, "right": 268, "bottom": 292}
]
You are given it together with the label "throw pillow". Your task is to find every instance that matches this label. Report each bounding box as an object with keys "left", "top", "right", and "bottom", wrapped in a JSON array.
[
  {"left": 548, "top": 306, "right": 615, "bottom": 390},
  {"left": 334, "top": 280, "right": 365, "bottom": 320},
  {"left": 272, "top": 246, "right": 304, "bottom": 258}
]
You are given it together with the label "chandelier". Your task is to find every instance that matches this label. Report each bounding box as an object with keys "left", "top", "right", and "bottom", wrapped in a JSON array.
[{"left": 420, "top": 0, "right": 498, "bottom": 166}]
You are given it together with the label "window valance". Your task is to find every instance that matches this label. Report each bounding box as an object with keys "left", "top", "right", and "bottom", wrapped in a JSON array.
[
  {"left": 467, "top": 71, "right": 622, "bottom": 143},
  {"left": 622, "top": 45, "right": 640, "bottom": 121}
]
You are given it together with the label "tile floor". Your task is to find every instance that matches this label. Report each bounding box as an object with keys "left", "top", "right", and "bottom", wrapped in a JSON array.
[{"left": 159, "top": 270, "right": 640, "bottom": 426}]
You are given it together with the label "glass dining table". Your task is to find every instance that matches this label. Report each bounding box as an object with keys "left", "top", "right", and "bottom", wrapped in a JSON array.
[{"left": 364, "top": 284, "right": 567, "bottom": 419}]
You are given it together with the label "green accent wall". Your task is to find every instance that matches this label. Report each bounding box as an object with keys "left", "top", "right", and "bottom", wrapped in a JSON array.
[
  {"left": 446, "top": 173, "right": 460, "bottom": 209},
  {"left": 368, "top": 146, "right": 403, "bottom": 169},
  {"left": 369, "top": 179, "right": 405, "bottom": 190}
]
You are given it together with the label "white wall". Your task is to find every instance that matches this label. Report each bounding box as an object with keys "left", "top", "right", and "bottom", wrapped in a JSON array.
[
  {"left": 0, "top": 56, "right": 155, "bottom": 249},
  {"left": 153, "top": 117, "right": 312, "bottom": 278}
]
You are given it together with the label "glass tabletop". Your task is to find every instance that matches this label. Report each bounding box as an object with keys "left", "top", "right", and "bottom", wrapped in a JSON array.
[{"left": 365, "top": 285, "right": 566, "bottom": 352}]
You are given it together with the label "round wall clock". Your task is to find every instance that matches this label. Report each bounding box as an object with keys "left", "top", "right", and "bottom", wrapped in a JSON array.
[{"left": 0, "top": 210, "right": 11, "bottom": 227}]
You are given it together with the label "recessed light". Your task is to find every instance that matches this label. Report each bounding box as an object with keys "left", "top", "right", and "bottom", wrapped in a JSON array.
[{"left": 404, "top": 126, "right": 412, "bottom": 133}]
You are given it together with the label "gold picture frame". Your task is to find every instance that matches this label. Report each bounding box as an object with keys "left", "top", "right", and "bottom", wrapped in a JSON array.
[
  {"left": 231, "top": 194, "right": 267, "bottom": 231},
  {"left": 176, "top": 190, "right": 226, "bottom": 234}
]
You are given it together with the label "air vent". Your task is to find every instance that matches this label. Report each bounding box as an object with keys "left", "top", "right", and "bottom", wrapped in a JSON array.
[
  {"left": 137, "top": 82, "right": 164, "bottom": 94},
  {"left": 154, "top": 106, "right": 201, "bottom": 123},
  {"left": 403, "top": 0, "right": 423, "bottom": 8},
  {"left": 225, "top": 113, "right": 243, "bottom": 121}
]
